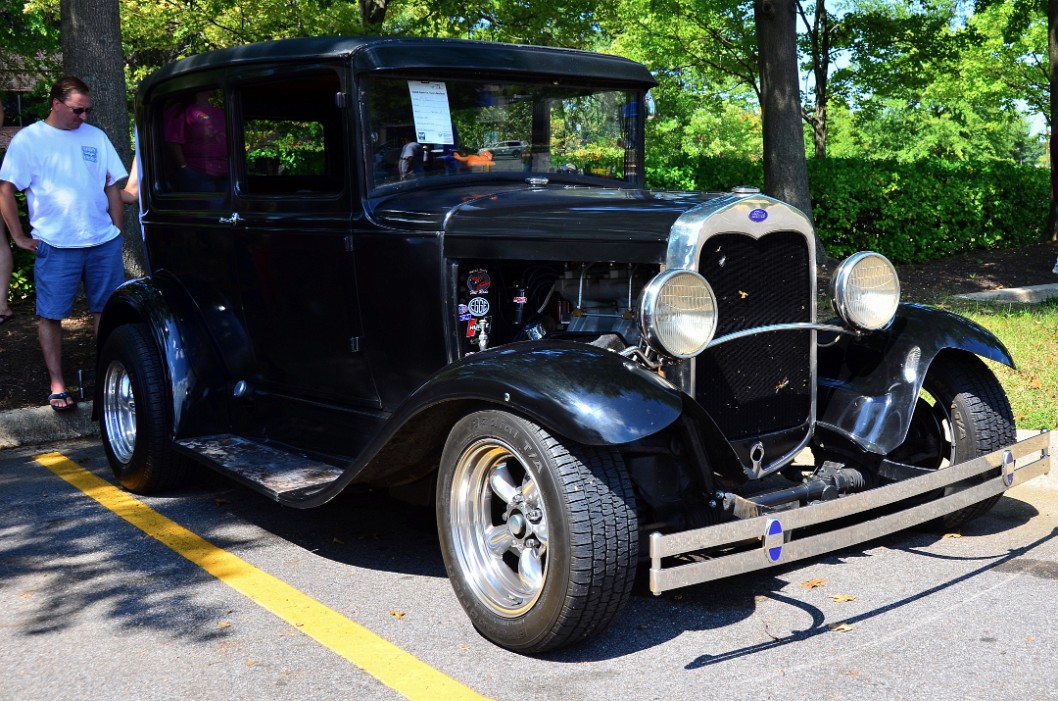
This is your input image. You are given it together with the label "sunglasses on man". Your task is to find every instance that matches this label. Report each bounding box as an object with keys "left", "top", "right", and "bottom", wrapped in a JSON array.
[{"left": 61, "top": 101, "right": 93, "bottom": 116}]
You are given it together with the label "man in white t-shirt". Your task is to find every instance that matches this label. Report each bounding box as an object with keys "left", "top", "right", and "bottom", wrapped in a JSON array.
[{"left": 0, "top": 76, "right": 127, "bottom": 412}]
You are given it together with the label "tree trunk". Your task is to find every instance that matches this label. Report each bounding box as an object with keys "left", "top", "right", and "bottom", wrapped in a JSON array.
[
  {"left": 359, "top": 0, "right": 388, "bottom": 32},
  {"left": 811, "top": 0, "right": 829, "bottom": 159},
  {"left": 755, "top": 0, "right": 813, "bottom": 221},
  {"left": 60, "top": 0, "right": 146, "bottom": 276},
  {"left": 797, "top": 0, "right": 830, "bottom": 159}
]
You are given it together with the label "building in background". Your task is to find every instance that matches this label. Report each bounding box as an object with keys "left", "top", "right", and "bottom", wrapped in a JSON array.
[{"left": 1, "top": 53, "right": 50, "bottom": 150}]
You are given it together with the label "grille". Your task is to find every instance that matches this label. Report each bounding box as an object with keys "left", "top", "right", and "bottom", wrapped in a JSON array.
[{"left": 695, "top": 231, "right": 813, "bottom": 440}]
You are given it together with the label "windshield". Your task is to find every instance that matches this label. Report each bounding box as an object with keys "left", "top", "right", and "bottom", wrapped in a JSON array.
[{"left": 363, "top": 76, "right": 646, "bottom": 192}]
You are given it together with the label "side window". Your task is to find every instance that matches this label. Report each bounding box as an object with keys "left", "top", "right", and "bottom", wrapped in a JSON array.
[
  {"left": 156, "top": 88, "right": 229, "bottom": 196},
  {"left": 236, "top": 71, "right": 345, "bottom": 196}
]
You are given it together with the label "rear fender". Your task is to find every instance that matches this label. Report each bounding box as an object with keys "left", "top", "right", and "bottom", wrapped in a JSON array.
[
  {"left": 816, "top": 303, "right": 1014, "bottom": 454},
  {"left": 97, "top": 275, "right": 237, "bottom": 435}
]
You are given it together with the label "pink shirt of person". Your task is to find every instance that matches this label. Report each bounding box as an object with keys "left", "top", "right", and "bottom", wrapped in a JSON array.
[{"left": 164, "top": 91, "right": 227, "bottom": 178}]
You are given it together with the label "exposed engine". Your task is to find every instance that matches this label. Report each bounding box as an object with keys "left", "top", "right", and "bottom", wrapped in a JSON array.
[{"left": 456, "top": 260, "right": 658, "bottom": 358}]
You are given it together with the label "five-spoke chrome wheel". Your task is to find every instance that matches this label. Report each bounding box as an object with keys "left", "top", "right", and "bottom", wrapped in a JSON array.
[
  {"left": 437, "top": 410, "right": 637, "bottom": 653},
  {"left": 449, "top": 439, "right": 550, "bottom": 617}
]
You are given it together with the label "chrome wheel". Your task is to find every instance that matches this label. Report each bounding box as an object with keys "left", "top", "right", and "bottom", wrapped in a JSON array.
[
  {"left": 449, "top": 438, "right": 549, "bottom": 617},
  {"left": 98, "top": 324, "right": 186, "bottom": 493},
  {"left": 437, "top": 410, "right": 637, "bottom": 653},
  {"left": 102, "top": 359, "right": 137, "bottom": 464}
]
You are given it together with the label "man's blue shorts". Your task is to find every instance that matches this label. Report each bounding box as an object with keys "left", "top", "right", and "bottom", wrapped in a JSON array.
[{"left": 35, "top": 235, "right": 125, "bottom": 319}]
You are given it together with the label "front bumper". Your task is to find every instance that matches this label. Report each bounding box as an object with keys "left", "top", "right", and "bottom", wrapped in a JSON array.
[{"left": 649, "top": 430, "right": 1054, "bottom": 593}]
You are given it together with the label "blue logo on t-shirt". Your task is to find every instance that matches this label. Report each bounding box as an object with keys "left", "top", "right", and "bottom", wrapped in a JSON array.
[{"left": 82, "top": 146, "right": 98, "bottom": 163}]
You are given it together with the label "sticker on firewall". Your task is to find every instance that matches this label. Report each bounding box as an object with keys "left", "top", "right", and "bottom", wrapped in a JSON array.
[
  {"left": 466, "top": 269, "right": 491, "bottom": 294},
  {"left": 467, "top": 296, "right": 490, "bottom": 317}
]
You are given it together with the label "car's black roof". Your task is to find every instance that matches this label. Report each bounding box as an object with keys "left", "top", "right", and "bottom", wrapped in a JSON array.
[{"left": 140, "top": 35, "right": 657, "bottom": 95}]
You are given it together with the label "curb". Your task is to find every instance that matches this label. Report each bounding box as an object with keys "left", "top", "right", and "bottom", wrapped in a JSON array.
[
  {"left": 955, "top": 282, "right": 1058, "bottom": 304},
  {"left": 0, "top": 401, "right": 98, "bottom": 450}
]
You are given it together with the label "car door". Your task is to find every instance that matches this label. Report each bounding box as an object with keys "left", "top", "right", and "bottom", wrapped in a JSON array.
[{"left": 226, "top": 66, "right": 379, "bottom": 410}]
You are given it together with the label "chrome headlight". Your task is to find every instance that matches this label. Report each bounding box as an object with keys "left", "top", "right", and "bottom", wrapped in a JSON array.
[
  {"left": 832, "top": 251, "right": 900, "bottom": 331},
  {"left": 638, "top": 270, "right": 718, "bottom": 358}
]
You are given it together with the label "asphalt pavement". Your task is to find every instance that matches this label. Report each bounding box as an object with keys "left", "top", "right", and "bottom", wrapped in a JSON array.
[{"left": 2, "top": 436, "right": 1056, "bottom": 701}]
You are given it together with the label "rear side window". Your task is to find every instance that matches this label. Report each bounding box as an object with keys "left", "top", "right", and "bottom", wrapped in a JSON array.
[
  {"left": 235, "top": 71, "right": 346, "bottom": 196},
  {"left": 155, "top": 87, "right": 230, "bottom": 198}
]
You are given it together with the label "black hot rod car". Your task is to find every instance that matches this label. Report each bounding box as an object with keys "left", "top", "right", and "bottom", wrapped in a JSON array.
[{"left": 97, "top": 36, "right": 1053, "bottom": 653}]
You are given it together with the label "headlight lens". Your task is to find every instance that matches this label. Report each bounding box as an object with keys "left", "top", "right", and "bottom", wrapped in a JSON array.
[
  {"left": 832, "top": 251, "right": 900, "bottom": 330},
  {"left": 638, "top": 270, "right": 718, "bottom": 358}
]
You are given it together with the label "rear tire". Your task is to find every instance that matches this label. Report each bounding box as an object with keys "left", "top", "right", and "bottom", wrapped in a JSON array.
[
  {"left": 885, "top": 352, "right": 1015, "bottom": 530},
  {"left": 436, "top": 410, "right": 637, "bottom": 653},
  {"left": 99, "top": 324, "right": 187, "bottom": 493}
]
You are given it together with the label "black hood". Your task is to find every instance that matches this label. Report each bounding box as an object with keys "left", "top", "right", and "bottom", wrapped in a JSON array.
[{"left": 369, "top": 184, "right": 727, "bottom": 263}]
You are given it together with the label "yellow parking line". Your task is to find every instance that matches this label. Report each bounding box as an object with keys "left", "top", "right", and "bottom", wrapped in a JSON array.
[{"left": 35, "top": 452, "right": 491, "bottom": 701}]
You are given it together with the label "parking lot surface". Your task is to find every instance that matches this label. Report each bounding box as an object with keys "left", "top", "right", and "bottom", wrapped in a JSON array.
[{"left": 2, "top": 438, "right": 1056, "bottom": 701}]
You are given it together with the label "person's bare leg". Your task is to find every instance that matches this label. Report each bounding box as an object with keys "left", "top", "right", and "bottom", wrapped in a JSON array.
[{"left": 39, "top": 317, "right": 70, "bottom": 405}]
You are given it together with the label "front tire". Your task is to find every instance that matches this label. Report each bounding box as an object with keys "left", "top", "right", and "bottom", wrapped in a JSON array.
[
  {"left": 99, "top": 324, "right": 187, "bottom": 493},
  {"left": 436, "top": 410, "right": 638, "bottom": 653},
  {"left": 885, "top": 352, "right": 1016, "bottom": 530}
]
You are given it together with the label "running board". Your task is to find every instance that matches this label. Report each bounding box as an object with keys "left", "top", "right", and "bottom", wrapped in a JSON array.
[
  {"left": 649, "top": 430, "right": 1054, "bottom": 594},
  {"left": 174, "top": 434, "right": 344, "bottom": 501}
]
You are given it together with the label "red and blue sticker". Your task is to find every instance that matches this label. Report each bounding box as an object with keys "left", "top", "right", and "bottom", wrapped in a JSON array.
[{"left": 466, "top": 269, "right": 491, "bottom": 294}]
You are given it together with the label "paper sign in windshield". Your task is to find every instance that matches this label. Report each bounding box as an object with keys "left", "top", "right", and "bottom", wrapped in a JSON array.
[{"left": 408, "top": 81, "right": 455, "bottom": 145}]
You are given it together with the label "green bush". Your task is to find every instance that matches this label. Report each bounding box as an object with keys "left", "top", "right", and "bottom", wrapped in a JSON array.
[
  {"left": 8, "top": 245, "right": 34, "bottom": 301},
  {"left": 4, "top": 190, "right": 35, "bottom": 301},
  {"left": 647, "top": 154, "right": 1050, "bottom": 264}
]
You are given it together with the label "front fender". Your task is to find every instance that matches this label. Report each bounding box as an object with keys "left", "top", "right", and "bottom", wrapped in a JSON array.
[
  {"left": 301, "top": 340, "right": 685, "bottom": 503},
  {"left": 816, "top": 303, "right": 1014, "bottom": 454},
  {"left": 414, "top": 341, "right": 684, "bottom": 445}
]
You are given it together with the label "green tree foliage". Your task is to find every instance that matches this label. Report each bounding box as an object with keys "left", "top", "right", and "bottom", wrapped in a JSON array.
[
  {"left": 826, "top": 0, "right": 1046, "bottom": 165},
  {"left": 387, "top": 0, "right": 605, "bottom": 47},
  {"left": 0, "top": 0, "right": 61, "bottom": 89}
]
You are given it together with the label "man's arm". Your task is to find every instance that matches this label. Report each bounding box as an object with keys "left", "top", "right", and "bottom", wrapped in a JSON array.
[
  {"left": 105, "top": 182, "right": 124, "bottom": 231},
  {"left": 0, "top": 180, "right": 38, "bottom": 253}
]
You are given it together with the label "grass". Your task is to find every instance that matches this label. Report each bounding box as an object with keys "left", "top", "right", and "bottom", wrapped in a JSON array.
[{"left": 936, "top": 298, "right": 1058, "bottom": 431}]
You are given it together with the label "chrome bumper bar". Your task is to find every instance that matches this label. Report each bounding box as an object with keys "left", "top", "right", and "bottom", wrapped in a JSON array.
[{"left": 649, "top": 430, "right": 1053, "bottom": 594}]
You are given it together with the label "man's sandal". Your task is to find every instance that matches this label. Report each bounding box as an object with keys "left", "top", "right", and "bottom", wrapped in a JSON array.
[{"left": 48, "top": 392, "right": 77, "bottom": 412}]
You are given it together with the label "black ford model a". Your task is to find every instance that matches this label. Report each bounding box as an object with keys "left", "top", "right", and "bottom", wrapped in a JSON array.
[{"left": 97, "top": 35, "right": 1053, "bottom": 653}]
